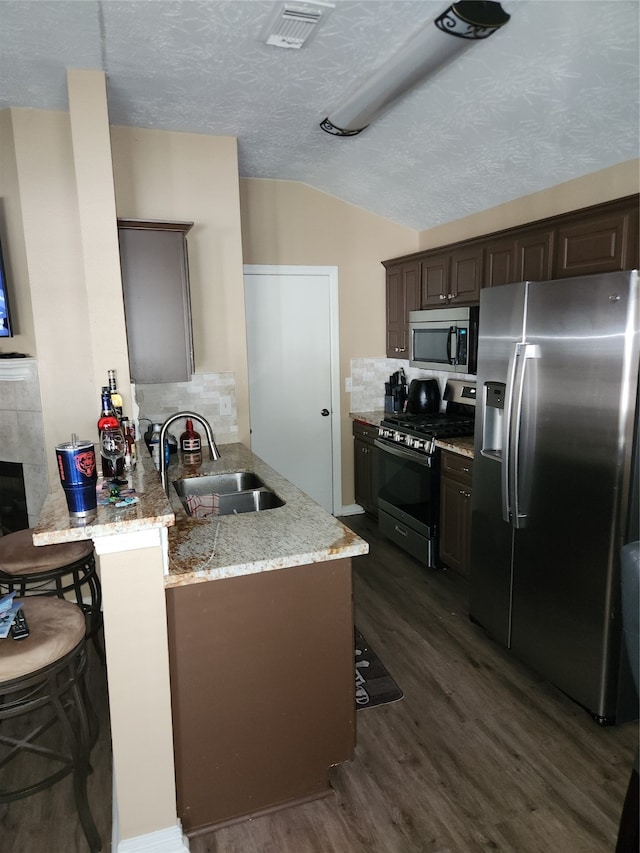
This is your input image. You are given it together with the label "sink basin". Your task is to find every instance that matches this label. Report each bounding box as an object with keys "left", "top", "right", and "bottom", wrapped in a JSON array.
[
  {"left": 172, "top": 472, "right": 284, "bottom": 519},
  {"left": 173, "top": 472, "right": 265, "bottom": 499}
]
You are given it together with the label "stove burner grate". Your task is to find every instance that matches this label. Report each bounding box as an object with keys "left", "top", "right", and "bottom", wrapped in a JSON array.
[{"left": 380, "top": 413, "right": 475, "bottom": 440}]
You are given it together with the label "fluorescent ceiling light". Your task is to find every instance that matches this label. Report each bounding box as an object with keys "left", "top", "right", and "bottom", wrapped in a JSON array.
[{"left": 320, "top": 1, "right": 510, "bottom": 137}]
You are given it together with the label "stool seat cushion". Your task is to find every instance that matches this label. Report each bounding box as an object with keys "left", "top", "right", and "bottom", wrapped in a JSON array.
[
  {"left": 0, "top": 528, "right": 94, "bottom": 576},
  {"left": 0, "top": 597, "right": 86, "bottom": 683}
]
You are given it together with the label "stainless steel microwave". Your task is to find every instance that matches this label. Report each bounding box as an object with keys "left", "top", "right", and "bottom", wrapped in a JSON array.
[{"left": 409, "top": 306, "right": 479, "bottom": 374}]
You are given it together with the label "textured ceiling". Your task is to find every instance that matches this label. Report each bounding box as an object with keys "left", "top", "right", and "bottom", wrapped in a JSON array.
[{"left": 1, "top": 0, "right": 638, "bottom": 231}]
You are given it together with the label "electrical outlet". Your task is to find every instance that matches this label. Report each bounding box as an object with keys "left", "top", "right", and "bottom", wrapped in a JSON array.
[
  {"left": 345, "top": 377, "right": 353, "bottom": 392},
  {"left": 220, "top": 398, "right": 233, "bottom": 416}
]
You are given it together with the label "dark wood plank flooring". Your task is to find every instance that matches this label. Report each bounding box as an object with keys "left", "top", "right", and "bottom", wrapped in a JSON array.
[{"left": 2, "top": 512, "right": 637, "bottom": 852}]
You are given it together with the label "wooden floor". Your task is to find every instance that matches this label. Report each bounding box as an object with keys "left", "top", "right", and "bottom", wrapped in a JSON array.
[{"left": 3, "top": 512, "right": 637, "bottom": 852}]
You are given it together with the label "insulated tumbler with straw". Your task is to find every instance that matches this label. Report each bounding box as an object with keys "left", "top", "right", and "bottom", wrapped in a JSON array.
[{"left": 55, "top": 434, "right": 98, "bottom": 519}]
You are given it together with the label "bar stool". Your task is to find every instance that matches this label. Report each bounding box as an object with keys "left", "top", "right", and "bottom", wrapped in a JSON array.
[
  {"left": 0, "top": 529, "right": 103, "bottom": 660},
  {"left": 0, "top": 596, "right": 101, "bottom": 852}
]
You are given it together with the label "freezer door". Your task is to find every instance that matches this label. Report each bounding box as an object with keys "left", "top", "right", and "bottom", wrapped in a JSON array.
[
  {"left": 469, "top": 282, "right": 527, "bottom": 646},
  {"left": 510, "top": 271, "right": 639, "bottom": 720}
]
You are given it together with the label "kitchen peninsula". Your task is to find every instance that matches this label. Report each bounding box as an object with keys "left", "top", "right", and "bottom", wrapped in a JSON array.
[{"left": 33, "top": 442, "right": 368, "bottom": 849}]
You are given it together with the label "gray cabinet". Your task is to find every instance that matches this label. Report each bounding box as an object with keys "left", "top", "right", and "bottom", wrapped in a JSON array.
[{"left": 118, "top": 219, "right": 194, "bottom": 383}]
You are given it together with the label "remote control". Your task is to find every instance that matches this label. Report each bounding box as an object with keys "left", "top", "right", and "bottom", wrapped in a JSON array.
[{"left": 10, "top": 608, "right": 30, "bottom": 640}]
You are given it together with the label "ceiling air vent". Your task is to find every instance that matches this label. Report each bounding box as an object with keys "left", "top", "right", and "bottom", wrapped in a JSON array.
[{"left": 264, "top": 3, "right": 332, "bottom": 49}]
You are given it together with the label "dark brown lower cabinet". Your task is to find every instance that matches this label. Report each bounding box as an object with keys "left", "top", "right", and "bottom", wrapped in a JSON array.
[
  {"left": 353, "top": 421, "right": 379, "bottom": 517},
  {"left": 165, "top": 558, "right": 355, "bottom": 835},
  {"left": 439, "top": 451, "right": 473, "bottom": 576}
]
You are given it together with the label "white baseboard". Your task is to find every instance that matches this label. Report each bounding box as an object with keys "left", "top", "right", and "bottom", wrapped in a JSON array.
[
  {"left": 117, "top": 824, "right": 189, "bottom": 853},
  {"left": 339, "top": 504, "right": 366, "bottom": 516}
]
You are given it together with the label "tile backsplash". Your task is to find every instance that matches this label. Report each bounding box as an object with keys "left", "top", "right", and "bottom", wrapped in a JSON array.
[
  {"left": 349, "top": 357, "right": 474, "bottom": 413},
  {"left": 134, "top": 372, "right": 238, "bottom": 444}
]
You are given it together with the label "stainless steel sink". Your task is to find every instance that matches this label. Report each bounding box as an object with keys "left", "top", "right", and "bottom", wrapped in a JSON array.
[
  {"left": 173, "top": 472, "right": 265, "bottom": 498},
  {"left": 172, "top": 472, "right": 284, "bottom": 519}
]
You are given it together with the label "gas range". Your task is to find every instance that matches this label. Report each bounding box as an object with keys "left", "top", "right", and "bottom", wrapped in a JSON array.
[
  {"left": 376, "top": 379, "right": 476, "bottom": 569},
  {"left": 377, "top": 379, "right": 476, "bottom": 457},
  {"left": 378, "top": 412, "right": 475, "bottom": 456}
]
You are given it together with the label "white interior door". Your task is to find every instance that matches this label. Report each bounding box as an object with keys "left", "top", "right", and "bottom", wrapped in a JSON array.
[{"left": 243, "top": 265, "right": 340, "bottom": 514}]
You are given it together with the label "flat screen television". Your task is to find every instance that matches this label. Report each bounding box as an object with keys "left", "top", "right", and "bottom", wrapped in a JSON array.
[{"left": 0, "top": 238, "right": 13, "bottom": 337}]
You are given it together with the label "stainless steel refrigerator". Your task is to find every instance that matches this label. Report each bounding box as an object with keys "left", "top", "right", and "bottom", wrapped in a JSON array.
[{"left": 469, "top": 270, "right": 639, "bottom": 724}]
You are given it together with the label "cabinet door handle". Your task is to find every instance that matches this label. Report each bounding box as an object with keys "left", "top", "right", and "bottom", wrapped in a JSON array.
[
  {"left": 394, "top": 525, "right": 409, "bottom": 537},
  {"left": 439, "top": 294, "right": 446, "bottom": 300}
]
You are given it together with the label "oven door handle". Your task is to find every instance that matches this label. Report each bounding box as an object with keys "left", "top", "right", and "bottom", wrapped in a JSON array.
[{"left": 374, "top": 439, "right": 433, "bottom": 467}]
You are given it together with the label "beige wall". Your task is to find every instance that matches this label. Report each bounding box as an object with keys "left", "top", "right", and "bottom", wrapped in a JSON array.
[
  {"left": 239, "top": 177, "right": 417, "bottom": 505},
  {"left": 110, "top": 125, "right": 250, "bottom": 444},
  {"left": 417, "top": 159, "right": 640, "bottom": 250},
  {"left": 4, "top": 108, "right": 98, "bottom": 479}
]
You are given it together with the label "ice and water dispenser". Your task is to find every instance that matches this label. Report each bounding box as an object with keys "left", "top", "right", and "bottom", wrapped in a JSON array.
[{"left": 481, "top": 381, "right": 506, "bottom": 458}]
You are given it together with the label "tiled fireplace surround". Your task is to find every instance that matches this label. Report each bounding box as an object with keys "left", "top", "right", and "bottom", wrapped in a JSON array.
[
  {"left": 0, "top": 357, "right": 469, "bottom": 531},
  {"left": 0, "top": 359, "right": 48, "bottom": 528}
]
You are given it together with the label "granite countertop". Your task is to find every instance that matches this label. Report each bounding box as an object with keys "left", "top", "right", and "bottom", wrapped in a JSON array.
[
  {"left": 33, "top": 441, "right": 175, "bottom": 546},
  {"left": 350, "top": 411, "right": 475, "bottom": 459},
  {"left": 164, "top": 443, "right": 369, "bottom": 588},
  {"left": 33, "top": 441, "right": 369, "bottom": 588},
  {"left": 437, "top": 435, "right": 474, "bottom": 459}
]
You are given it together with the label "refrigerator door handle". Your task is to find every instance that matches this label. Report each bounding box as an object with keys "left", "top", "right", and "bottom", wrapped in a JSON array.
[
  {"left": 501, "top": 344, "right": 519, "bottom": 523},
  {"left": 505, "top": 343, "right": 540, "bottom": 528}
]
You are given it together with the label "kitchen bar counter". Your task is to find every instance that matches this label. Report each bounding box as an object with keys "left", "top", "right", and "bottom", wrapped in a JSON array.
[
  {"left": 350, "top": 411, "right": 475, "bottom": 459},
  {"left": 32, "top": 438, "right": 368, "bottom": 849},
  {"left": 164, "top": 442, "right": 368, "bottom": 588},
  {"left": 33, "top": 441, "right": 368, "bottom": 581},
  {"left": 33, "top": 440, "right": 175, "bottom": 546}
]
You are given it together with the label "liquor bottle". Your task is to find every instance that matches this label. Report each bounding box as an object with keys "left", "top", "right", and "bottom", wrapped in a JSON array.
[
  {"left": 148, "top": 423, "right": 162, "bottom": 470},
  {"left": 180, "top": 418, "right": 202, "bottom": 467},
  {"left": 98, "top": 387, "right": 119, "bottom": 431},
  {"left": 98, "top": 387, "right": 124, "bottom": 477},
  {"left": 121, "top": 416, "right": 137, "bottom": 469},
  {"left": 108, "top": 369, "right": 124, "bottom": 421}
]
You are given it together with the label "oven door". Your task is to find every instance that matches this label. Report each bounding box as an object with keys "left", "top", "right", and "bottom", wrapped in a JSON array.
[{"left": 375, "top": 439, "right": 440, "bottom": 567}]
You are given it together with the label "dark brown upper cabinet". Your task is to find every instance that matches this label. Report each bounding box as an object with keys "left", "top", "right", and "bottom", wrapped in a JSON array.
[
  {"left": 555, "top": 205, "right": 639, "bottom": 278},
  {"left": 385, "top": 260, "right": 421, "bottom": 358},
  {"left": 484, "top": 227, "right": 554, "bottom": 287},
  {"left": 421, "top": 246, "right": 482, "bottom": 307},
  {"left": 383, "top": 195, "right": 638, "bottom": 359}
]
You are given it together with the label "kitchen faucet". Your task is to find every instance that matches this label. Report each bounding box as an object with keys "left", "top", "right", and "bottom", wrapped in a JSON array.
[{"left": 159, "top": 411, "right": 220, "bottom": 494}]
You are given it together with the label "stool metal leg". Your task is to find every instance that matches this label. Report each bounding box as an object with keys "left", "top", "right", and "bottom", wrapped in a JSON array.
[
  {"left": 53, "top": 663, "right": 101, "bottom": 852},
  {"left": 0, "top": 645, "right": 102, "bottom": 852}
]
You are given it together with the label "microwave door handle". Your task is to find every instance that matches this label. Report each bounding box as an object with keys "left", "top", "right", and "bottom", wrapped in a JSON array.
[{"left": 446, "top": 326, "right": 456, "bottom": 364}]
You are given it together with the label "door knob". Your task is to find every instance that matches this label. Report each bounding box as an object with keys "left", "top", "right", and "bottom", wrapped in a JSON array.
[{"left": 321, "top": 409, "right": 330, "bottom": 416}]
